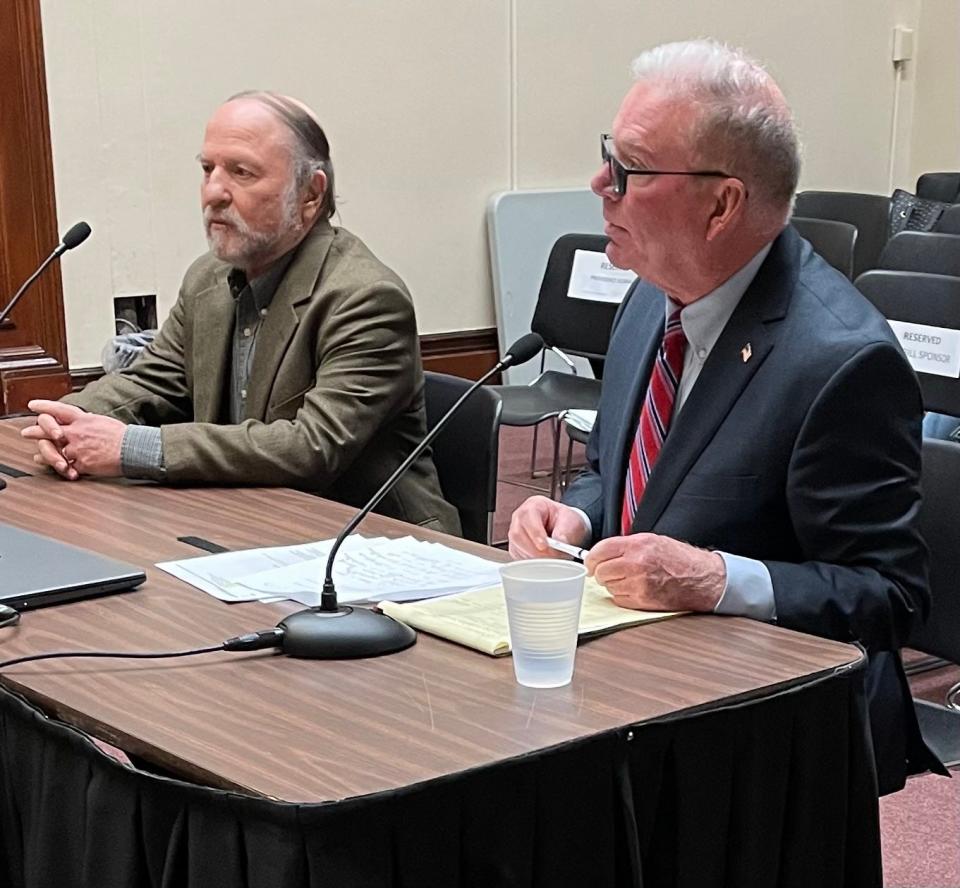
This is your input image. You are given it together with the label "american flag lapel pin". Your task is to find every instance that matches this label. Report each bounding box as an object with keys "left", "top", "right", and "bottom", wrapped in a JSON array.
[{"left": 740, "top": 343, "right": 752, "bottom": 363}]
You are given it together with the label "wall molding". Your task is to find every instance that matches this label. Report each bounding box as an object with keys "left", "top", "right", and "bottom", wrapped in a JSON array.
[{"left": 71, "top": 328, "right": 502, "bottom": 391}]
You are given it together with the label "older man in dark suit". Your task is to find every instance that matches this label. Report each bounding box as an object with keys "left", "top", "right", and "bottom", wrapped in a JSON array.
[
  {"left": 23, "top": 91, "right": 458, "bottom": 533},
  {"left": 509, "top": 40, "right": 943, "bottom": 793}
]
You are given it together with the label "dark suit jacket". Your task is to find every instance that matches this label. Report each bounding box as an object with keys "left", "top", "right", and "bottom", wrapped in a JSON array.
[
  {"left": 65, "top": 220, "right": 460, "bottom": 534},
  {"left": 564, "top": 226, "right": 943, "bottom": 794}
]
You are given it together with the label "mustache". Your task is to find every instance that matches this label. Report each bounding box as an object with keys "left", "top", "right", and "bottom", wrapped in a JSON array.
[{"left": 204, "top": 205, "right": 245, "bottom": 229}]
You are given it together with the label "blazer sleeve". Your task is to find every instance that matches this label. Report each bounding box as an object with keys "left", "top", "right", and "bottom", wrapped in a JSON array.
[
  {"left": 158, "top": 280, "right": 419, "bottom": 489},
  {"left": 766, "top": 341, "right": 929, "bottom": 653},
  {"left": 62, "top": 293, "right": 194, "bottom": 426}
]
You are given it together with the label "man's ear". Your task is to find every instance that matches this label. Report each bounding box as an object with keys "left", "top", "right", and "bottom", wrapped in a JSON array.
[
  {"left": 705, "top": 179, "right": 747, "bottom": 241},
  {"left": 301, "top": 169, "right": 328, "bottom": 224}
]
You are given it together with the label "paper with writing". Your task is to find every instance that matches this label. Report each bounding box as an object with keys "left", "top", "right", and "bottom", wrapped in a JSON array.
[{"left": 379, "top": 577, "right": 682, "bottom": 656}]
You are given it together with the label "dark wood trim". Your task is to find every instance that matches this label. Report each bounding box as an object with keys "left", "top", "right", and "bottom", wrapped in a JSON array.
[
  {"left": 70, "top": 328, "right": 504, "bottom": 392},
  {"left": 70, "top": 366, "right": 106, "bottom": 392},
  {"left": 0, "top": 0, "right": 70, "bottom": 414},
  {"left": 419, "top": 327, "right": 501, "bottom": 382}
]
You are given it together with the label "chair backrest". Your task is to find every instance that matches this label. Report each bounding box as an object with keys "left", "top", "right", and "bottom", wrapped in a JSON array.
[
  {"left": 877, "top": 231, "right": 960, "bottom": 277},
  {"left": 794, "top": 191, "right": 891, "bottom": 278},
  {"left": 916, "top": 172, "right": 960, "bottom": 204},
  {"left": 529, "top": 233, "right": 621, "bottom": 360},
  {"left": 423, "top": 372, "right": 502, "bottom": 545},
  {"left": 854, "top": 270, "right": 960, "bottom": 415},
  {"left": 790, "top": 217, "right": 857, "bottom": 279},
  {"left": 909, "top": 438, "right": 960, "bottom": 662},
  {"left": 935, "top": 204, "right": 960, "bottom": 235}
]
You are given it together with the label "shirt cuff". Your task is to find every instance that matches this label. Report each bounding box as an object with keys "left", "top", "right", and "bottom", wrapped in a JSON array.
[
  {"left": 713, "top": 552, "right": 777, "bottom": 621},
  {"left": 120, "top": 425, "right": 166, "bottom": 481},
  {"left": 569, "top": 507, "right": 593, "bottom": 543}
]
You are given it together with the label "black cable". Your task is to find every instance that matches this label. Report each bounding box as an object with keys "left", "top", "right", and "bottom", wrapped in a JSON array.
[
  {"left": 0, "top": 628, "right": 285, "bottom": 670},
  {"left": 0, "top": 645, "right": 223, "bottom": 670}
]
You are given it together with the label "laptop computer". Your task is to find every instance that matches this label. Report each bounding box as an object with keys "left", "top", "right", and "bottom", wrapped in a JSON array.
[{"left": 0, "top": 523, "right": 146, "bottom": 611}]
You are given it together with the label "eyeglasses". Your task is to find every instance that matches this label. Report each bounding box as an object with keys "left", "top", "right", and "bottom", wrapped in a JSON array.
[{"left": 600, "top": 134, "right": 737, "bottom": 196}]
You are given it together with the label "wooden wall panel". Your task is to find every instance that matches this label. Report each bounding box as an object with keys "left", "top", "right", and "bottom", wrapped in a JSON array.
[{"left": 0, "top": 0, "right": 70, "bottom": 414}]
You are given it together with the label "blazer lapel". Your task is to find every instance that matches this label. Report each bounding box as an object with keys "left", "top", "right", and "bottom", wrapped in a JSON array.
[
  {"left": 244, "top": 222, "right": 335, "bottom": 419},
  {"left": 632, "top": 230, "right": 800, "bottom": 532},
  {"left": 191, "top": 273, "right": 235, "bottom": 422}
]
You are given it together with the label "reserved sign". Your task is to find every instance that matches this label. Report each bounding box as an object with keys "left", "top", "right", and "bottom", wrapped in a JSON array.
[
  {"left": 567, "top": 250, "right": 636, "bottom": 303},
  {"left": 887, "top": 319, "right": 960, "bottom": 378}
]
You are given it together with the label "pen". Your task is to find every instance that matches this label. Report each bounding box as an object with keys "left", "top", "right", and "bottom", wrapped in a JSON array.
[{"left": 545, "top": 537, "right": 589, "bottom": 562}]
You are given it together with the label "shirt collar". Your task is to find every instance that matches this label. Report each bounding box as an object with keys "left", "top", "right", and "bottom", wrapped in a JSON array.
[
  {"left": 666, "top": 242, "right": 773, "bottom": 356},
  {"left": 227, "top": 249, "right": 297, "bottom": 311}
]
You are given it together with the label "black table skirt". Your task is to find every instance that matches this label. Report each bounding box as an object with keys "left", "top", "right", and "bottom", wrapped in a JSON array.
[{"left": 0, "top": 664, "right": 881, "bottom": 888}]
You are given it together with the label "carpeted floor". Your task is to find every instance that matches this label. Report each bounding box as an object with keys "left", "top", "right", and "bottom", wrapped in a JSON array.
[{"left": 494, "top": 424, "right": 960, "bottom": 887}]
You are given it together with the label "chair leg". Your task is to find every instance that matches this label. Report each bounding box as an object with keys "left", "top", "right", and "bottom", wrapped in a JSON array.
[
  {"left": 548, "top": 418, "right": 562, "bottom": 500},
  {"left": 562, "top": 432, "right": 575, "bottom": 493},
  {"left": 529, "top": 423, "right": 540, "bottom": 478}
]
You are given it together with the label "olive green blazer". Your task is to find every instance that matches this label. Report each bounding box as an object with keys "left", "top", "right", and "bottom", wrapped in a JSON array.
[{"left": 66, "top": 220, "right": 460, "bottom": 533}]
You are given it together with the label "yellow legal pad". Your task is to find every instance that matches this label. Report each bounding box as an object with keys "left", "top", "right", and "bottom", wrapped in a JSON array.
[{"left": 378, "top": 577, "right": 682, "bottom": 657}]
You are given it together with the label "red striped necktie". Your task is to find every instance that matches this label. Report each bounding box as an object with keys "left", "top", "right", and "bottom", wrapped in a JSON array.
[{"left": 621, "top": 305, "right": 687, "bottom": 535}]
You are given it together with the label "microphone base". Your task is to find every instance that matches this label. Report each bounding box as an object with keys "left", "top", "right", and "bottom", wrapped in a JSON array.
[{"left": 278, "top": 605, "right": 416, "bottom": 659}]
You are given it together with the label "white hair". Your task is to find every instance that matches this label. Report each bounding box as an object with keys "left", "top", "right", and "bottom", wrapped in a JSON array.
[{"left": 631, "top": 40, "right": 801, "bottom": 224}]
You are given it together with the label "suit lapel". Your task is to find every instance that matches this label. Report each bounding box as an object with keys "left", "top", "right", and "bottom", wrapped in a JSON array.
[
  {"left": 191, "top": 273, "right": 235, "bottom": 422},
  {"left": 244, "top": 222, "right": 335, "bottom": 419},
  {"left": 631, "top": 229, "right": 801, "bottom": 532}
]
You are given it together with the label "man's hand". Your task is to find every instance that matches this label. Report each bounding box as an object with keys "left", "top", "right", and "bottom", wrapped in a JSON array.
[
  {"left": 21, "top": 400, "right": 126, "bottom": 480},
  {"left": 585, "top": 533, "right": 726, "bottom": 612},
  {"left": 508, "top": 495, "right": 589, "bottom": 560}
]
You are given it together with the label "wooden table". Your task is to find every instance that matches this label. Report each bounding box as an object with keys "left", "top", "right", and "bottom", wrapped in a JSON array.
[{"left": 0, "top": 418, "right": 881, "bottom": 887}]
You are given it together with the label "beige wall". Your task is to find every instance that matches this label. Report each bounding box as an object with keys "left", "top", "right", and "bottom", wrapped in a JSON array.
[
  {"left": 909, "top": 0, "right": 960, "bottom": 183},
  {"left": 40, "top": 0, "right": 958, "bottom": 368}
]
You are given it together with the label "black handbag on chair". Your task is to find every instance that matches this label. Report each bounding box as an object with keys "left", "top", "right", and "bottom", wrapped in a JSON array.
[{"left": 889, "top": 188, "right": 951, "bottom": 237}]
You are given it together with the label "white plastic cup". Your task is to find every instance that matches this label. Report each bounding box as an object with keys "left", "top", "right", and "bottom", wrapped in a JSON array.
[{"left": 500, "top": 559, "right": 587, "bottom": 688}]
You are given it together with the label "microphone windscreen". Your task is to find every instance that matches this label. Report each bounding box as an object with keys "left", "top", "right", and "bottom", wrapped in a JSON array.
[
  {"left": 502, "top": 332, "right": 545, "bottom": 367},
  {"left": 61, "top": 222, "right": 92, "bottom": 250}
]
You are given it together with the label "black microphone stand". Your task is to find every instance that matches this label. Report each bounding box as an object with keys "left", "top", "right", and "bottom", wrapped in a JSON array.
[
  {"left": 0, "top": 222, "right": 91, "bottom": 327},
  {"left": 278, "top": 337, "right": 542, "bottom": 659}
]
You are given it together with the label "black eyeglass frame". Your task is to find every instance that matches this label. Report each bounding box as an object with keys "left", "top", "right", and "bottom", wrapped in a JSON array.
[{"left": 600, "top": 134, "right": 740, "bottom": 196}]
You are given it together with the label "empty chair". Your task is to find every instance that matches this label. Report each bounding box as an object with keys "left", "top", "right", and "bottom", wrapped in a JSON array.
[
  {"left": 854, "top": 271, "right": 960, "bottom": 413},
  {"left": 916, "top": 172, "right": 960, "bottom": 203},
  {"left": 424, "top": 372, "right": 502, "bottom": 544},
  {"left": 910, "top": 435, "right": 960, "bottom": 767},
  {"left": 794, "top": 191, "right": 891, "bottom": 278},
  {"left": 791, "top": 216, "right": 857, "bottom": 278},
  {"left": 492, "top": 233, "right": 620, "bottom": 488},
  {"left": 878, "top": 231, "right": 960, "bottom": 277},
  {"left": 854, "top": 269, "right": 960, "bottom": 765},
  {"left": 935, "top": 204, "right": 960, "bottom": 235}
]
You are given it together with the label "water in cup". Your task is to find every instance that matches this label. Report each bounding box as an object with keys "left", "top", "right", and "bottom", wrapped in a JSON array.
[{"left": 500, "top": 559, "right": 586, "bottom": 688}]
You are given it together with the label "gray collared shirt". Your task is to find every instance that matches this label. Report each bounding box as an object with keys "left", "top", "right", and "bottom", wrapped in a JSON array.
[
  {"left": 226, "top": 254, "right": 294, "bottom": 424},
  {"left": 120, "top": 251, "right": 295, "bottom": 480}
]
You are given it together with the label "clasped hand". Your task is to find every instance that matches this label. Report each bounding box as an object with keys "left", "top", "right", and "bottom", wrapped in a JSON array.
[
  {"left": 21, "top": 400, "right": 126, "bottom": 480},
  {"left": 508, "top": 495, "right": 726, "bottom": 612}
]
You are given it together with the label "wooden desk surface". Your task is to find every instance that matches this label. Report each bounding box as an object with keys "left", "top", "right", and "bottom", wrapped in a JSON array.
[{"left": 0, "top": 419, "right": 862, "bottom": 803}]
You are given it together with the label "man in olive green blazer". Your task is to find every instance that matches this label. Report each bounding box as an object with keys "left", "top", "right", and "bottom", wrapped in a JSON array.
[{"left": 24, "top": 91, "right": 459, "bottom": 534}]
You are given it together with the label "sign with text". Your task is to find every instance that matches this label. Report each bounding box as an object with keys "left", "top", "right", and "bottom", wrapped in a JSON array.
[
  {"left": 887, "top": 319, "right": 960, "bottom": 378},
  {"left": 567, "top": 250, "right": 636, "bottom": 303}
]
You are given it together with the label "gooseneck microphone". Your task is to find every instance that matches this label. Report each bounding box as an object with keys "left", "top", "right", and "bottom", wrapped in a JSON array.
[
  {"left": 0, "top": 222, "right": 92, "bottom": 327},
  {"left": 275, "top": 331, "right": 545, "bottom": 659}
]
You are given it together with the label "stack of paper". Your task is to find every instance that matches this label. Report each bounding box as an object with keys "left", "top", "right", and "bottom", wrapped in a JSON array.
[
  {"left": 378, "top": 578, "right": 681, "bottom": 656},
  {"left": 157, "top": 536, "right": 504, "bottom": 607},
  {"left": 563, "top": 409, "right": 597, "bottom": 433}
]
